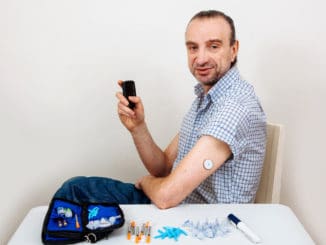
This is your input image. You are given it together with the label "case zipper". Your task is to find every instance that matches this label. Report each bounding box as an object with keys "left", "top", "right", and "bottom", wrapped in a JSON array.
[{"left": 84, "top": 232, "right": 97, "bottom": 243}]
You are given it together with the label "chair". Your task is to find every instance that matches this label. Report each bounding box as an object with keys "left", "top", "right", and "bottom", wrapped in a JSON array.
[{"left": 255, "top": 123, "right": 284, "bottom": 203}]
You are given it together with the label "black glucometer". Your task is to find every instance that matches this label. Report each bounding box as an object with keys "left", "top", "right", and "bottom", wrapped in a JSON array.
[{"left": 122, "top": 80, "right": 136, "bottom": 109}]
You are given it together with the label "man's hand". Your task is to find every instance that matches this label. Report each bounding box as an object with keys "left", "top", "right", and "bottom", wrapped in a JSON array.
[
  {"left": 135, "top": 176, "right": 145, "bottom": 190},
  {"left": 116, "top": 80, "right": 145, "bottom": 132}
]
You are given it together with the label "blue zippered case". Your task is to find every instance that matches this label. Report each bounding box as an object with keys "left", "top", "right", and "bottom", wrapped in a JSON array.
[{"left": 42, "top": 198, "right": 125, "bottom": 244}]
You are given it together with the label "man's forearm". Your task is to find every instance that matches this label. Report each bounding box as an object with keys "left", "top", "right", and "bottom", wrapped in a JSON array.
[
  {"left": 131, "top": 123, "right": 170, "bottom": 176},
  {"left": 136, "top": 175, "right": 181, "bottom": 209}
]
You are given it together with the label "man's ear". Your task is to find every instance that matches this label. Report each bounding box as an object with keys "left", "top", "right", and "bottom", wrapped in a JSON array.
[{"left": 231, "top": 40, "right": 239, "bottom": 63}]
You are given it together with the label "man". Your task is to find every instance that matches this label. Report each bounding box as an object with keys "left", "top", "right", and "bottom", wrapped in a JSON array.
[
  {"left": 116, "top": 9, "right": 266, "bottom": 209},
  {"left": 55, "top": 10, "right": 266, "bottom": 208}
]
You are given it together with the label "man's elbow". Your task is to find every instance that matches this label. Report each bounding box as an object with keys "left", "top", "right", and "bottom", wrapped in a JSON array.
[{"left": 153, "top": 188, "right": 181, "bottom": 209}]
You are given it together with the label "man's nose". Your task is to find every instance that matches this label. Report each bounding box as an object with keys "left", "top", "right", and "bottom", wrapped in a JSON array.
[{"left": 195, "top": 48, "right": 209, "bottom": 65}]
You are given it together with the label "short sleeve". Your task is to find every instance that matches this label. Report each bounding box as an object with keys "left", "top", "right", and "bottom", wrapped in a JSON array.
[{"left": 199, "top": 100, "right": 250, "bottom": 157}]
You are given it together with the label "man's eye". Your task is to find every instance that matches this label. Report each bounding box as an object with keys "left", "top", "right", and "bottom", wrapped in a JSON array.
[
  {"left": 188, "top": 46, "right": 198, "bottom": 52},
  {"left": 210, "top": 44, "right": 219, "bottom": 50}
]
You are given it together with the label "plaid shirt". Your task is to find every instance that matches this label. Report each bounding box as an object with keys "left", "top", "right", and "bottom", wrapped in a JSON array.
[{"left": 174, "top": 66, "right": 266, "bottom": 203}]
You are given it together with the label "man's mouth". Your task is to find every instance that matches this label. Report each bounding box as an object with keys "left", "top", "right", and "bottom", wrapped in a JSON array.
[{"left": 196, "top": 67, "right": 212, "bottom": 76}]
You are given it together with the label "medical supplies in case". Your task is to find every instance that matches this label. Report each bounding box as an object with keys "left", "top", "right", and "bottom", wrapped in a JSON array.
[{"left": 42, "top": 198, "right": 124, "bottom": 244}]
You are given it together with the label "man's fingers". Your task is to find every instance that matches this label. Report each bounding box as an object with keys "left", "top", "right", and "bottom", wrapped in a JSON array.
[
  {"left": 117, "top": 80, "right": 124, "bottom": 87},
  {"left": 116, "top": 92, "right": 129, "bottom": 106},
  {"left": 118, "top": 102, "right": 135, "bottom": 116}
]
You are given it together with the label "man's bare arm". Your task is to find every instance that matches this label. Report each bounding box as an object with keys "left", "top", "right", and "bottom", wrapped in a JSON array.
[
  {"left": 131, "top": 127, "right": 178, "bottom": 177},
  {"left": 136, "top": 135, "right": 231, "bottom": 209}
]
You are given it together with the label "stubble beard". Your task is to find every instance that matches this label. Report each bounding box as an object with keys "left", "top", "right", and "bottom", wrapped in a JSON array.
[
  {"left": 194, "top": 70, "right": 219, "bottom": 87},
  {"left": 201, "top": 78, "right": 218, "bottom": 87},
  {"left": 192, "top": 63, "right": 220, "bottom": 87}
]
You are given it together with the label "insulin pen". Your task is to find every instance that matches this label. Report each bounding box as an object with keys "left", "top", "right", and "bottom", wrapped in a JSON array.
[{"left": 227, "top": 213, "right": 262, "bottom": 244}]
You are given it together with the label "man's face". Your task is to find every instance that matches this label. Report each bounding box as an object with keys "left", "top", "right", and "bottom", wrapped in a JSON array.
[{"left": 185, "top": 17, "right": 238, "bottom": 92}]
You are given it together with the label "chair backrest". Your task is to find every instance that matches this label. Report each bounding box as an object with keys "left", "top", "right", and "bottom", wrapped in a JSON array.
[{"left": 255, "top": 123, "right": 284, "bottom": 203}]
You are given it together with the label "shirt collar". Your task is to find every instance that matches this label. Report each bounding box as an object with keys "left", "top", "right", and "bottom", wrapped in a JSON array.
[{"left": 194, "top": 66, "right": 240, "bottom": 103}]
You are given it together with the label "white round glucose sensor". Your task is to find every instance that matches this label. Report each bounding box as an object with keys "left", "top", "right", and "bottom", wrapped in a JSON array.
[{"left": 203, "top": 159, "right": 214, "bottom": 170}]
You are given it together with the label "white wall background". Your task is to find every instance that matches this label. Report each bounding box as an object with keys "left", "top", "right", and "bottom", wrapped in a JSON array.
[{"left": 1, "top": 0, "right": 325, "bottom": 243}]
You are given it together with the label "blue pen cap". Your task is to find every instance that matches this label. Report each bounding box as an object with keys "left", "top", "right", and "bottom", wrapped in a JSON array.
[{"left": 227, "top": 213, "right": 240, "bottom": 225}]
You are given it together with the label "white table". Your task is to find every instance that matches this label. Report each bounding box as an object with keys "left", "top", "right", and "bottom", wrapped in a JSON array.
[{"left": 8, "top": 204, "right": 314, "bottom": 245}]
